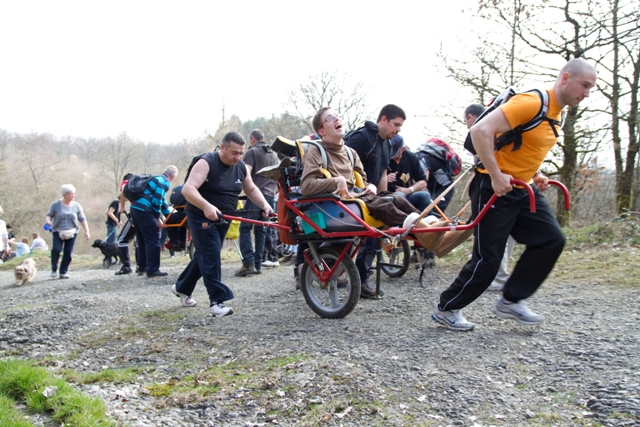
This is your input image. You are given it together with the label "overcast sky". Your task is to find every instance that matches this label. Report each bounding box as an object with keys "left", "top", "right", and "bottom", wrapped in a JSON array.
[{"left": 1, "top": 0, "right": 478, "bottom": 146}]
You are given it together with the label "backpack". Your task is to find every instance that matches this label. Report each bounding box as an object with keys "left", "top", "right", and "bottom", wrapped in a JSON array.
[
  {"left": 417, "top": 138, "right": 462, "bottom": 176},
  {"left": 169, "top": 184, "right": 187, "bottom": 206},
  {"left": 122, "top": 174, "right": 154, "bottom": 202},
  {"left": 464, "top": 86, "right": 564, "bottom": 155},
  {"left": 343, "top": 121, "right": 386, "bottom": 160}
]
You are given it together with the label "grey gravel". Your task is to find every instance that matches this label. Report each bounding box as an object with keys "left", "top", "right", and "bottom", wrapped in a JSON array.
[{"left": 1, "top": 253, "right": 638, "bottom": 427}]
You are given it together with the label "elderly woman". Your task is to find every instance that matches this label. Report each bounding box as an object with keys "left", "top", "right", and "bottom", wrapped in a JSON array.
[{"left": 45, "top": 184, "right": 91, "bottom": 279}]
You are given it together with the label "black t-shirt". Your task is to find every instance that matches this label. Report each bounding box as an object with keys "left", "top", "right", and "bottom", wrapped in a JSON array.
[
  {"left": 417, "top": 152, "right": 451, "bottom": 193},
  {"left": 106, "top": 200, "right": 120, "bottom": 226},
  {"left": 186, "top": 151, "right": 247, "bottom": 217},
  {"left": 387, "top": 150, "right": 427, "bottom": 192},
  {"left": 344, "top": 121, "right": 391, "bottom": 187}
]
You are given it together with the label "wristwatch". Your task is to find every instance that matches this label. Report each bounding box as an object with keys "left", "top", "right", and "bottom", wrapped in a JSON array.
[{"left": 409, "top": 187, "right": 415, "bottom": 194}]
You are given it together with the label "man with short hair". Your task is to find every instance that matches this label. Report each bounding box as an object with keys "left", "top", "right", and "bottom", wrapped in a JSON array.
[
  {"left": 235, "top": 129, "right": 280, "bottom": 276},
  {"left": 345, "top": 104, "right": 406, "bottom": 292},
  {"left": 432, "top": 58, "right": 597, "bottom": 331},
  {"left": 130, "top": 165, "right": 178, "bottom": 278},
  {"left": 105, "top": 199, "right": 121, "bottom": 244},
  {"left": 301, "top": 107, "right": 446, "bottom": 298},
  {"left": 172, "top": 132, "right": 274, "bottom": 316}
]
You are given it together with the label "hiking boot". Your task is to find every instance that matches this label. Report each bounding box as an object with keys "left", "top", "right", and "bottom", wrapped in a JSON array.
[
  {"left": 431, "top": 304, "right": 475, "bottom": 331},
  {"left": 262, "top": 260, "right": 280, "bottom": 268},
  {"left": 115, "top": 266, "right": 133, "bottom": 276},
  {"left": 494, "top": 297, "right": 544, "bottom": 325},
  {"left": 209, "top": 302, "right": 233, "bottom": 317},
  {"left": 172, "top": 284, "right": 197, "bottom": 307},
  {"left": 235, "top": 264, "right": 259, "bottom": 277},
  {"left": 360, "top": 282, "right": 384, "bottom": 299}
]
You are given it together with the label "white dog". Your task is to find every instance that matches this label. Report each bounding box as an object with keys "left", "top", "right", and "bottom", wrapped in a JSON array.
[{"left": 14, "top": 258, "right": 36, "bottom": 286}]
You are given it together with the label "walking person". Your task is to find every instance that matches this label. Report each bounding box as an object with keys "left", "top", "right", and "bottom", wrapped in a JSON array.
[
  {"left": 432, "top": 58, "right": 597, "bottom": 331},
  {"left": 235, "top": 129, "right": 279, "bottom": 276},
  {"left": 171, "top": 132, "right": 273, "bottom": 316},
  {"left": 130, "top": 165, "right": 178, "bottom": 278},
  {"left": 45, "top": 184, "right": 91, "bottom": 279}
]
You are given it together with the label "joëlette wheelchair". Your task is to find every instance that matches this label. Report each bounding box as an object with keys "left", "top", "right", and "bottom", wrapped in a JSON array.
[{"left": 191, "top": 136, "right": 571, "bottom": 319}]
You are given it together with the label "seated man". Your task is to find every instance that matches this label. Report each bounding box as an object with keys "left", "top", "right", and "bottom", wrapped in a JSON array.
[{"left": 300, "top": 107, "right": 446, "bottom": 297}]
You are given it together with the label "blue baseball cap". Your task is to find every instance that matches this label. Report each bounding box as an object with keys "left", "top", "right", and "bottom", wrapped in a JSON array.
[{"left": 390, "top": 135, "right": 405, "bottom": 157}]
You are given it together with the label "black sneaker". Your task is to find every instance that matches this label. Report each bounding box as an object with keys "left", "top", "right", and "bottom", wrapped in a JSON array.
[
  {"left": 115, "top": 266, "right": 133, "bottom": 276},
  {"left": 147, "top": 271, "right": 168, "bottom": 278}
]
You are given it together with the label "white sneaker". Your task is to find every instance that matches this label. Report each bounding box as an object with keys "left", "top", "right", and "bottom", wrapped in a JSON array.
[
  {"left": 50, "top": 271, "right": 57, "bottom": 278},
  {"left": 494, "top": 297, "right": 544, "bottom": 325},
  {"left": 403, "top": 212, "right": 420, "bottom": 229},
  {"left": 59, "top": 273, "right": 69, "bottom": 279},
  {"left": 487, "top": 281, "right": 504, "bottom": 291},
  {"left": 262, "top": 260, "right": 280, "bottom": 268},
  {"left": 209, "top": 302, "right": 233, "bottom": 317},
  {"left": 171, "top": 284, "right": 197, "bottom": 307},
  {"left": 431, "top": 304, "right": 475, "bottom": 331}
]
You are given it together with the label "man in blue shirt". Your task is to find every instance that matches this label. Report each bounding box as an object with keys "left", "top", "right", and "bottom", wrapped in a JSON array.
[{"left": 130, "top": 165, "right": 178, "bottom": 278}]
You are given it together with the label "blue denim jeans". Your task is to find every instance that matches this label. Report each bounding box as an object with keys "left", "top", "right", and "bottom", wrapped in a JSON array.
[
  {"left": 106, "top": 223, "right": 117, "bottom": 244},
  {"left": 175, "top": 211, "right": 233, "bottom": 304},
  {"left": 51, "top": 231, "right": 77, "bottom": 274},
  {"left": 238, "top": 196, "right": 274, "bottom": 269},
  {"left": 394, "top": 190, "right": 433, "bottom": 213}
]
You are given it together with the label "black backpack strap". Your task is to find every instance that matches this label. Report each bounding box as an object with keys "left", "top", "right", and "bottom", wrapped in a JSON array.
[{"left": 494, "top": 89, "right": 560, "bottom": 152}]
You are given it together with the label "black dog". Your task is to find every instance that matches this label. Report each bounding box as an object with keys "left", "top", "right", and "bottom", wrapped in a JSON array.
[{"left": 91, "top": 240, "right": 119, "bottom": 268}]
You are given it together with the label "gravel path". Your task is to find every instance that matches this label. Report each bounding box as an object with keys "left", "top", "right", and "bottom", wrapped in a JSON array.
[{"left": 1, "top": 251, "right": 638, "bottom": 427}]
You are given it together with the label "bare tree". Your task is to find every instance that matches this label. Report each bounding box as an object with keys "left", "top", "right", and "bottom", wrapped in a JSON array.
[
  {"left": 95, "top": 133, "right": 140, "bottom": 193},
  {"left": 286, "top": 70, "right": 373, "bottom": 133},
  {"left": 18, "top": 133, "right": 61, "bottom": 195},
  {"left": 74, "top": 137, "right": 101, "bottom": 164}
]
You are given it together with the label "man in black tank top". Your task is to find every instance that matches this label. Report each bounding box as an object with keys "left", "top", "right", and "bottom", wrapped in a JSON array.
[{"left": 171, "top": 132, "right": 274, "bottom": 317}]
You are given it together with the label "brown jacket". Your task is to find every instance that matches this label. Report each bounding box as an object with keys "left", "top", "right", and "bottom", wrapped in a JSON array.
[{"left": 300, "top": 139, "right": 367, "bottom": 196}]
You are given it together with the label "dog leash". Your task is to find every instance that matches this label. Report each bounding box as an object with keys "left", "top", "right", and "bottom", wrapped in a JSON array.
[{"left": 99, "top": 227, "right": 119, "bottom": 245}]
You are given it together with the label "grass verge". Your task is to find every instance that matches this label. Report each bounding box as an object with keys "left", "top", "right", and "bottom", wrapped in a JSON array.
[{"left": 0, "top": 359, "right": 116, "bottom": 427}]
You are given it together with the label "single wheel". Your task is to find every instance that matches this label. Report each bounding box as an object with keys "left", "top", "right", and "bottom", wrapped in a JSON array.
[
  {"left": 378, "top": 237, "right": 410, "bottom": 278},
  {"left": 300, "top": 246, "right": 360, "bottom": 319}
]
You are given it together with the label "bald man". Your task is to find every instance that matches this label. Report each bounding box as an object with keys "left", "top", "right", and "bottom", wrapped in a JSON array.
[{"left": 432, "top": 58, "right": 597, "bottom": 331}]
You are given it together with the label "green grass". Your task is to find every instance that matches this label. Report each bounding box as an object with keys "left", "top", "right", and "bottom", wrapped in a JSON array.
[
  {"left": 0, "top": 394, "right": 38, "bottom": 427},
  {"left": 149, "top": 355, "right": 310, "bottom": 406},
  {"left": 0, "top": 359, "right": 116, "bottom": 427},
  {"left": 62, "top": 366, "right": 147, "bottom": 385}
]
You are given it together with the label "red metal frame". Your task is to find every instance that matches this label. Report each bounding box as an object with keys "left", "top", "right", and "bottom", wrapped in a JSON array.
[{"left": 220, "top": 179, "right": 571, "bottom": 244}]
